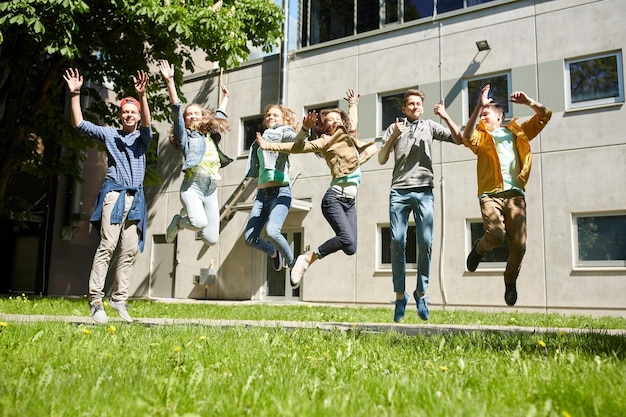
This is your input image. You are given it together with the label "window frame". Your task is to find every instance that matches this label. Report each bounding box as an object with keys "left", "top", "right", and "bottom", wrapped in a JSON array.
[
  {"left": 241, "top": 115, "right": 265, "bottom": 156},
  {"left": 564, "top": 51, "right": 624, "bottom": 111},
  {"left": 377, "top": 223, "right": 418, "bottom": 271},
  {"left": 571, "top": 212, "right": 626, "bottom": 270},
  {"left": 466, "top": 219, "right": 508, "bottom": 271},
  {"left": 463, "top": 72, "right": 512, "bottom": 125},
  {"left": 300, "top": 0, "right": 503, "bottom": 48},
  {"left": 305, "top": 102, "right": 340, "bottom": 116},
  {"left": 378, "top": 90, "right": 406, "bottom": 138}
]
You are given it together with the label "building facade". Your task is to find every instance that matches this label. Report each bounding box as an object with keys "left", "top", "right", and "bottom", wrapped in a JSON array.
[{"left": 27, "top": 0, "right": 626, "bottom": 316}]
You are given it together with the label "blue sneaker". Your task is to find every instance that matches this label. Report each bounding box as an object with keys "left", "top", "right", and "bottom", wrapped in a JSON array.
[
  {"left": 393, "top": 293, "right": 409, "bottom": 323},
  {"left": 413, "top": 291, "right": 429, "bottom": 321}
]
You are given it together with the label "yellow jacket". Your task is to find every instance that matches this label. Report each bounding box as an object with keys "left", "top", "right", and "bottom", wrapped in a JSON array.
[{"left": 463, "top": 109, "right": 552, "bottom": 196}]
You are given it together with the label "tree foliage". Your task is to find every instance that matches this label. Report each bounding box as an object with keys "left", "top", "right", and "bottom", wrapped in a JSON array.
[{"left": 0, "top": 0, "right": 283, "bottom": 220}]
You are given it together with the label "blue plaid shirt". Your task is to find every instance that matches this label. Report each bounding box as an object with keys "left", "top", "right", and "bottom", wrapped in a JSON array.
[
  {"left": 77, "top": 120, "right": 152, "bottom": 187},
  {"left": 78, "top": 120, "right": 153, "bottom": 251}
]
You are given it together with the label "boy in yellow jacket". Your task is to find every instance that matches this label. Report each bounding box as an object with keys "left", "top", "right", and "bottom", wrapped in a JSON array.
[{"left": 463, "top": 84, "right": 551, "bottom": 306}]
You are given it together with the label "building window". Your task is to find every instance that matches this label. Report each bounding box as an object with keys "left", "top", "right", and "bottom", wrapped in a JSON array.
[
  {"left": 465, "top": 73, "right": 511, "bottom": 122},
  {"left": 301, "top": 0, "right": 354, "bottom": 47},
  {"left": 357, "top": 0, "right": 380, "bottom": 34},
  {"left": 468, "top": 221, "right": 508, "bottom": 269},
  {"left": 573, "top": 214, "right": 626, "bottom": 268},
  {"left": 380, "top": 91, "right": 405, "bottom": 136},
  {"left": 404, "top": 0, "right": 433, "bottom": 21},
  {"left": 380, "top": 224, "right": 417, "bottom": 269},
  {"left": 242, "top": 116, "right": 265, "bottom": 153},
  {"left": 301, "top": 0, "right": 497, "bottom": 47},
  {"left": 437, "top": 0, "right": 497, "bottom": 15},
  {"left": 305, "top": 102, "right": 340, "bottom": 116},
  {"left": 565, "top": 51, "right": 624, "bottom": 110}
]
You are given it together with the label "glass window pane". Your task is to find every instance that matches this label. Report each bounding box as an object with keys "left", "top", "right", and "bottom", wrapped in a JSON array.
[
  {"left": 301, "top": 0, "right": 310, "bottom": 47},
  {"left": 385, "top": 0, "right": 399, "bottom": 24},
  {"left": 467, "top": 0, "right": 496, "bottom": 6},
  {"left": 306, "top": 102, "right": 340, "bottom": 116},
  {"left": 470, "top": 222, "right": 508, "bottom": 262},
  {"left": 308, "top": 0, "right": 355, "bottom": 45},
  {"left": 405, "top": 0, "right": 434, "bottom": 22},
  {"left": 381, "top": 225, "right": 417, "bottom": 264},
  {"left": 467, "top": 74, "right": 510, "bottom": 119},
  {"left": 577, "top": 215, "right": 626, "bottom": 262},
  {"left": 243, "top": 117, "right": 265, "bottom": 151},
  {"left": 357, "top": 0, "right": 379, "bottom": 34},
  {"left": 569, "top": 55, "right": 620, "bottom": 103},
  {"left": 436, "top": 0, "right": 463, "bottom": 14},
  {"left": 381, "top": 93, "right": 405, "bottom": 133},
  {"left": 382, "top": 227, "right": 391, "bottom": 264}
]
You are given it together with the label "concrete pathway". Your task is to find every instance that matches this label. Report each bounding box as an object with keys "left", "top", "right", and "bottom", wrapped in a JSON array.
[{"left": 2, "top": 313, "right": 625, "bottom": 337}]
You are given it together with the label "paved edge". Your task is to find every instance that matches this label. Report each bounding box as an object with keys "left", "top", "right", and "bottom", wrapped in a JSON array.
[{"left": 2, "top": 314, "right": 625, "bottom": 337}]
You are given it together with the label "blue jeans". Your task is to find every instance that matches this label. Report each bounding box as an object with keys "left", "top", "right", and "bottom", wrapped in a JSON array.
[
  {"left": 244, "top": 185, "right": 295, "bottom": 267},
  {"left": 317, "top": 188, "right": 358, "bottom": 258},
  {"left": 389, "top": 187, "right": 434, "bottom": 296},
  {"left": 179, "top": 173, "right": 219, "bottom": 246}
]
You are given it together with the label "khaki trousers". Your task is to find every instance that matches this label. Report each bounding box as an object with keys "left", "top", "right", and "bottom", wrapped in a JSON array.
[
  {"left": 88, "top": 191, "right": 139, "bottom": 303},
  {"left": 476, "top": 193, "right": 527, "bottom": 284}
]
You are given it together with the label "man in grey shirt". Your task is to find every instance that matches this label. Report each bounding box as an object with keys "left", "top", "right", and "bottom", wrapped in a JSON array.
[{"left": 378, "top": 89, "right": 461, "bottom": 322}]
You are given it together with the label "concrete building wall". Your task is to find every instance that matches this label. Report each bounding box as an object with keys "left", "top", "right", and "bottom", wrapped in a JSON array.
[{"left": 48, "top": 0, "right": 626, "bottom": 316}]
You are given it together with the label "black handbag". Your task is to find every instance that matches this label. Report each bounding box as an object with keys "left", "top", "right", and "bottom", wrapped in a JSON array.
[{"left": 210, "top": 132, "right": 233, "bottom": 168}]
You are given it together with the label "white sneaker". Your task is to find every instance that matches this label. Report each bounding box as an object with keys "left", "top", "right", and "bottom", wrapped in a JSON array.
[
  {"left": 109, "top": 300, "right": 134, "bottom": 323},
  {"left": 89, "top": 300, "right": 108, "bottom": 324},
  {"left": 165, "top": 214, "right": 181, "bottom": 243},
  {"left": 290, "top": 255, "right": 309, "bottom": 289}
]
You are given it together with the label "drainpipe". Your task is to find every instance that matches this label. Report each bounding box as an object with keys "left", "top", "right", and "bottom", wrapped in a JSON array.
[
  {"left": 279, "top": 0, "right": 289, "bottom": 105},
  {"left": 437, "top": 21, "right": 449, "bottom": 307}
]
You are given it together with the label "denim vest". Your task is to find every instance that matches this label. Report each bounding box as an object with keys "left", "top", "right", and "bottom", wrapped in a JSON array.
[{"left": 171, "top": 101, "right": 227, "bottom": 171}]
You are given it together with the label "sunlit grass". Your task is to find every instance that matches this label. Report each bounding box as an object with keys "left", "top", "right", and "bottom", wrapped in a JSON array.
[
  {"left": 1, "top": 295, "right": 625, "bottom": 416},
  {"left": 0, "top": 319, "right": 624, "bottom": 417}
]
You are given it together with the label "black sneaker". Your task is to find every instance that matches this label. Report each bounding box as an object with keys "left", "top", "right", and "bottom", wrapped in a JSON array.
[
  {"left": 504, "top": 283, "right": 518, "bottom": 306},
  {"left": 466, "top": 240, "right": 483, "bottom": 272},
  {"left": 271, "top": 251, "right": 283, "bottom": 272}
]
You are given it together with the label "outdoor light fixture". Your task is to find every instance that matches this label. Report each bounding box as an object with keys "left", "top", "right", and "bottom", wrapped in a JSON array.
[{"left": 475, "top": 40, "right": 490, "bottom": 51}]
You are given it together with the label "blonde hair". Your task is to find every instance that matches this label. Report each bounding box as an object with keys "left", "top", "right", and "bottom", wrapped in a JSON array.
[
  {"left": 169, "top": 103, "right": 230, "bottom": 149},
  {"left": 263, "top": 104, "right": 299, "bottom": 130}
]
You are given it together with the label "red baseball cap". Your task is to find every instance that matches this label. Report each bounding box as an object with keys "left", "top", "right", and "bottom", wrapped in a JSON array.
[{"left": 119, "top": 96, "right": 141, "bottom": 111}]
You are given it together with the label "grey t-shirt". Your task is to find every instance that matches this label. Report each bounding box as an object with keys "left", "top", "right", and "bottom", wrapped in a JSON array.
[{"left": 381, "top": 118, "right": 453, "bottom": 189}]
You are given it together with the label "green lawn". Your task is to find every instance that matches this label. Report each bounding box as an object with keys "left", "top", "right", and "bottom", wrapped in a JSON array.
[{"left": 1, "top": 296, "right": 625, "bottom": 416}]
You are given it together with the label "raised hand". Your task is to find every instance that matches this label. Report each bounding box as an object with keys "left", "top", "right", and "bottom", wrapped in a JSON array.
[
  {"left": 256, "top": 132, "right": 267, "bottom": 149},
  {"left": 433, "top": 99, "right": 448, "bottom": 118},
  {"left": 509, "top": 90, "right": 532, "bottom": 105},
  {"left": 343, "top": 88, "right": 360, "bottom": 105},
  {"left": 133, "top": 70, "right": 148, "bottom": 95},
  {"left": 63, "top": 68, "right": 83, "bottom": 93},
  {"left": 158, "top": 60, "right": 175, "bottom": 82},
  {"left": 392, "top": 117, "right": 407, "bottom": 137},
  {"left": 479, "top": 84, "right": 493, "bottom": 107},
  {"left": 220, "top": 83, "right": 229, "bottom": 97},
  {"left": 302, "top": 111, "right": 318, "bottom": 130}
]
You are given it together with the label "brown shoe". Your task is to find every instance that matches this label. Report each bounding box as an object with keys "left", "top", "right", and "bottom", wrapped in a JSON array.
[
  {"left": 466, "top": 240, "right": 483, "bottom": 272},
  {"left": 504, "top": 283, "right": 518, "bottom": 306}
]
